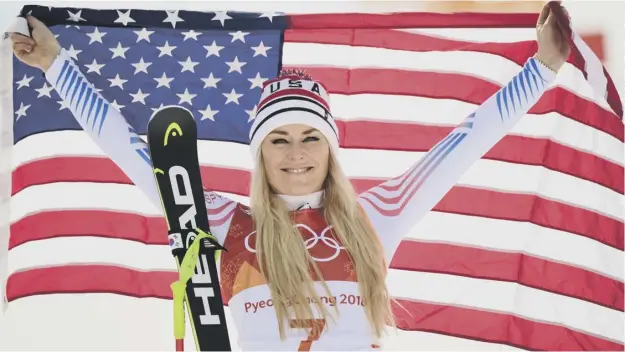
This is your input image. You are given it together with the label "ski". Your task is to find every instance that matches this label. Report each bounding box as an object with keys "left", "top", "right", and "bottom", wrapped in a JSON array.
[{"left": 146, "top": 105, "right": 231, "bottom": 352}]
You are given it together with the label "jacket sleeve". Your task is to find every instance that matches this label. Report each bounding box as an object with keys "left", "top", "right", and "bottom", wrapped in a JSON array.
[
  {"left": 356, "top": 56, "right": 558, "bottom": 260},
  {"left": 44, "top": 48, "right": 236, "bottom": 243}
]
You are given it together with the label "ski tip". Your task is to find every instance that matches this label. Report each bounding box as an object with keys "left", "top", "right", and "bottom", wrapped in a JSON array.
[{"left": 149, "top": 105, "right": 194, "bottom": 122}]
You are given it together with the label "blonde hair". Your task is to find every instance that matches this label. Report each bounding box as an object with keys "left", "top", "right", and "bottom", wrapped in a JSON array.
[{"left": 249, "top": 149, "right": 396, "bottom": 340}]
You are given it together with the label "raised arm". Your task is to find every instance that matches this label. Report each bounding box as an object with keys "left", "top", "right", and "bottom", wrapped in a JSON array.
[
  {"left": 44, "top": 48, "right": 160, "bottom": 207},
  {"left": 358, "top": 56, "right": 558, "bottom": 258}
]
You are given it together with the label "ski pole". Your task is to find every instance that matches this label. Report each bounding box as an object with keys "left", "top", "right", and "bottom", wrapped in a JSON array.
[{"left": 170, "top": 229, "right": 213, "bottom": 351}]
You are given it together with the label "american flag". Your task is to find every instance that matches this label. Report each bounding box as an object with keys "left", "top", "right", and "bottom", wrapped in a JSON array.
[{"left": 1, "top": 5, "right": 623, "bottom": 351}]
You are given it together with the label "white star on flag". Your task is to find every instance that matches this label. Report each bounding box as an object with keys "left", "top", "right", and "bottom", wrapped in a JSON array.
[
  {"left": 57, "top": 99, "right": 70, "bottom": 111},
  {"left": 178, "top": 57, "right": 199, "bottom": 73},
  {"left": 67, "top": 10, "right": 86, "bottom": 22},
  {"left": 201, "top": 73, "right": 221, "bottom": 89},
  {"left": 129, "top": 89, "right": 150, "bottom": 105},
  {"left": 110, "top": 99, "right": 125, "bottom": 112},
  {"left": 154, "top": 73, "right": 174, "bottom": 88},
  {"left": 108, "top": 74, "right": 128, "bottom": 89},
  {"left": 35, "top": 83, "right": 54, "bottom": 98},
  {"left": 114, "top": 9, "right": 135, "bottom": 26},
  {"left": 182, "top": 30, "right": 201, "bottom": 41},
  {"left": 245, "top": 105, "right": 258, "bottom": 122},
  {"left": 163, "top": 10, "right": 184, "bottom": 28},
  {"left": 211, "top": 11, "right": 231, "bottom": 26},
  {"left": 134, "top": 28, "right": 154, "bottom": 43},
  {"left": 199, "top": 104, "right": 219, "bottom": 121},
  {"left": 15, "top": 74, "right": 33, "bottom": 90},
  {"left": 259, "top": 12, "right": 281, "bottom": 22},
  {"left": 251, "top": 41, "right": 271, "bottom": 57},
  {"left": 86, "top": 27, "right": 106, "bottom": 44},
  {"left": 109, "top": 42, "right": 129, "bottom": 59},
  {"left": 15, "top": 102, "right": 30, "bottom": 120},
  {"left": 229, "top": 31, "right": 250, "bottom": 43},
  {"left": 248, "top": 73, "right": 267, "bottom": 89},
  {"left": 66, "top": 45, "right": 82, "bottom": 60},
  {"left": 226, "top": 56, "right": 246, "bottom": 74},
  {"left": 157, "top": 41, "right": 177, "bottom": 57},
  {"left": 85, "top": 59, "right": 105, "bottom": 75},
  {"left": 204, "top": 41, "right": 224, "bottom": 57},
  {"left": 131, "top": 58, "right": 152, "bottom": 74},
  {"left": 223, "top": 89, "right": 243, "bottom": 105},
  {"left": 177, "top": 88, "right": 197, "bottom": 105}
]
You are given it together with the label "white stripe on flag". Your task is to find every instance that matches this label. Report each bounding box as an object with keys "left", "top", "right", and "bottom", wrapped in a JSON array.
[
  {"left": 398, "top": 28, "right": 537, "bottom": 43},
  {"left": 8, "top": 237, "right": 176, "bottom": 274}
]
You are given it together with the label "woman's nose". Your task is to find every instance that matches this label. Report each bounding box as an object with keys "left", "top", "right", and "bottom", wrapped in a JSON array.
[{"left": 285, "top": 143, "right": 305, "bottom": 160}]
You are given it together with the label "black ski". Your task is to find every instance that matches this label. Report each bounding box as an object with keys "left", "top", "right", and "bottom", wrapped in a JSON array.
[{"left": 146, "top": 105, "right": 230, "bottom": 352}]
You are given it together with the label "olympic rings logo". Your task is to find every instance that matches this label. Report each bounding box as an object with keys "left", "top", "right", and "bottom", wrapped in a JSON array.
[{"left": 244, "top": 224, "right": 344, "bottom": 262}]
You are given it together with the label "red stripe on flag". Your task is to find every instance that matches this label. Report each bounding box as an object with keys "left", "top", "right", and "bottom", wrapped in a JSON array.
[
  {"left": 392, "top": 300, "right": 623, "bottom": 351},
  {"left": 6, "top": 265, "right": 176, "bottom": 300},
  {"left": 6, "top": 265, "right": 620, "bottom": 351},
  {"left": 282, "top": 66, "right": 623, "bottom": 142},
  {"left": 9, "top": 210, "right": 168, "bottom": 248},
  {"left": 11, "top": 158, "right": 623, "bottom": 251},
  {"left": 393, "top": 241, "right": 623, "bottom": 311},
  {"left": 288, "top": 12, "right": 540, "bottom": 30}
]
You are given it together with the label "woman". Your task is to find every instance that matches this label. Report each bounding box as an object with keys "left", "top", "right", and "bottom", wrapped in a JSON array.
[{"left": 10, "top": 3, "right": 570, "bottom": 350}]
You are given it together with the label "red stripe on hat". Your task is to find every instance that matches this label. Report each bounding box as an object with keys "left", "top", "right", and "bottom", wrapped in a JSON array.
[{"left": 257, "top": 88, "right": 330, "bottom": 112}]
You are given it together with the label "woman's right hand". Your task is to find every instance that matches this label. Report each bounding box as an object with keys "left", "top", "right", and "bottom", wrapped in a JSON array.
[{"left": 11, "top": 15, "right": 61, "bottom": 72}]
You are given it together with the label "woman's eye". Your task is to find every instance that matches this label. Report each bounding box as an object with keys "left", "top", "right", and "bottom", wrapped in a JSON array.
[
  {"left": 303, "top": 136, "right": 320, "bottom": 142},
  {"left": 271, "top": 138, "right": 288, "bottom": 144}
]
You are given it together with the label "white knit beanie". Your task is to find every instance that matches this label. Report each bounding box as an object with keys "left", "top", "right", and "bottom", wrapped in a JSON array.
[{"left": 249, "top": 70, "right": 339, "bottom": 158}]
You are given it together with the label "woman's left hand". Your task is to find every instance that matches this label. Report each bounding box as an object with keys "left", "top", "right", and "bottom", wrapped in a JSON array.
[{"left": 535, "top": 1, "right": 572, "bottom": 72}]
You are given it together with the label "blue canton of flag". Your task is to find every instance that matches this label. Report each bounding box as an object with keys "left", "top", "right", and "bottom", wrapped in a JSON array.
[{"left": 12, "top": 7, "right": 285, "bottom": 145}]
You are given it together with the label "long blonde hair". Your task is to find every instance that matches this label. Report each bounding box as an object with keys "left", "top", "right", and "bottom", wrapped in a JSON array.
[{"left": 249, "top": 148, "right": 396, "bottom": 340}]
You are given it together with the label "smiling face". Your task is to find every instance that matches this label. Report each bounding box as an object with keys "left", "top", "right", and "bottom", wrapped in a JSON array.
[{"left": 260, "top": 123, "right": 330, "bottom": 196}]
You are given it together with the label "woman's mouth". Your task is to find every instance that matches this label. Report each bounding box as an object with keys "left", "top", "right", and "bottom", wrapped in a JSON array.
[{"left": 281, "top": 167, "right": 313, "bottom": 174}]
